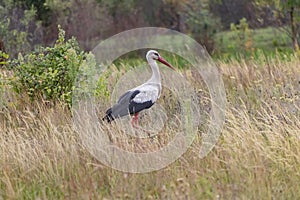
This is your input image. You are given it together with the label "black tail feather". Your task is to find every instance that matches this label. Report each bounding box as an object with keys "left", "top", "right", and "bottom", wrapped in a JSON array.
[{"left": 102, "top": 108, "right": 114, "bottom": 123}]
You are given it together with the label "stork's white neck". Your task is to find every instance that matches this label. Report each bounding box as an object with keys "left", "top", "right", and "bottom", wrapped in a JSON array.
[{"left": 147, "top": 59, "right": 161, "bottom": 85}]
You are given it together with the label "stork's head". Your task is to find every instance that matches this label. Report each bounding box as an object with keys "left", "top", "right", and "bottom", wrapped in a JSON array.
[{"left": 146, "top": 50, "right": 175, "bottom": 70}]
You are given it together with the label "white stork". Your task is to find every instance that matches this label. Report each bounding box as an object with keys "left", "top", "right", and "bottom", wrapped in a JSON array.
[{"left": 103, "top": 50, "right": 175, "bottom": 126}]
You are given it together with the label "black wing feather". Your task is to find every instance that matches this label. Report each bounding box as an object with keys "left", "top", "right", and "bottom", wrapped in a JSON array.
[
  {"left": 103, "top": 90, "right": 142, "bottom": 122},
  {"left": 128, "top": 100, "right": 154, "bottom": 114}
]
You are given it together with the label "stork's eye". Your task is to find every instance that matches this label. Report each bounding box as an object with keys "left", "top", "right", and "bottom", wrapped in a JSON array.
[{"left": 154, "top": 52, "right": 159, "bottom": 57}]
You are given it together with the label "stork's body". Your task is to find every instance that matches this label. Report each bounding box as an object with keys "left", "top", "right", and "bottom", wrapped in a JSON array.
[{"left": 103, "top": 50, "right": 174, "bottom": 125}]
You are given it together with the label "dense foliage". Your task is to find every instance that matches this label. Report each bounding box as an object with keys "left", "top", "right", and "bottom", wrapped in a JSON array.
[
  {"left": 2, "top": 0, "right": 297, "bottom": 56},
  {"left": 0, "top": 0, "right": 42, "bottom": 57},
  {"left": 10, "top": 26, "right": 85, "bottom": 105}
]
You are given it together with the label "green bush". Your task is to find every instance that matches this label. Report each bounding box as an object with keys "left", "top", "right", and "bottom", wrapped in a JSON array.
[
  {"left": 0, "top": 1, "right": 41, "bottom": 58},
  {"left": 230, "top": 18, "right": 253, "bottom": 52},
  {"left": 74, "top": 52, "right": 110, "bottom": 102},
  {"left": 184, "top": 1, "right": 221, "bottom": 53},
  {"left": 10, "top": 26, "right": 85, "bottom": 106},
  {"left": 0, "top": 51, "right": 9, "bottom": 66}
]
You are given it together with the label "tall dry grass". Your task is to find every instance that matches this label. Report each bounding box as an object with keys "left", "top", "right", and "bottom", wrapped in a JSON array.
[{"left": 0, "top": 55, "right": 300, "bottom": 199}]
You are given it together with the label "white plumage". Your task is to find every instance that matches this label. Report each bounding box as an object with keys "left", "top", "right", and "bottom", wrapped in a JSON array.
[{"left": 131, "top": 83, "right": 161, "bottom": 103}]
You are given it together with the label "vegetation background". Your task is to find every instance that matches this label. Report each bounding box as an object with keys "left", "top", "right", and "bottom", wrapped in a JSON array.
[{"left": 0, "top": 0, "right": 300, "bottom": 199}]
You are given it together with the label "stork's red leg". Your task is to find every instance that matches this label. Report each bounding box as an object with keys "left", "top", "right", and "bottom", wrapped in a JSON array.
[{"left": 131, "top": 112, "right": 139, "bottom": 127}]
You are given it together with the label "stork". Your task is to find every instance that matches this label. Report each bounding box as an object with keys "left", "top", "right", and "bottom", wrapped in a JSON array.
[{"left": 103, "top": 50, "right": 175, "bottom": 126}]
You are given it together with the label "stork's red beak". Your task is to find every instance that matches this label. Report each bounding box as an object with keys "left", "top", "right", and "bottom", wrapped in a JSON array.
[{"left": 158, "top": 57, "right": 175, "bottom": 70}]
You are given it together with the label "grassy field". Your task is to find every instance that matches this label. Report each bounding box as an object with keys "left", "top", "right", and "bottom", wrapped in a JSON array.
[
  {"left": 214, "top": 26, "right": 294, "bottom": 60},
  {"left": 1, "top": 53, "right": 300, "bottom": 199}
]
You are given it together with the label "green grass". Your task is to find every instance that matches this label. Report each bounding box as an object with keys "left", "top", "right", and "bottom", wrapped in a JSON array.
[
  {"left": 1, "top": 54, "right": 300, "bottom": 199},
  {"left": 214, "top": 26, "right": 294, "bottom": 60}
]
